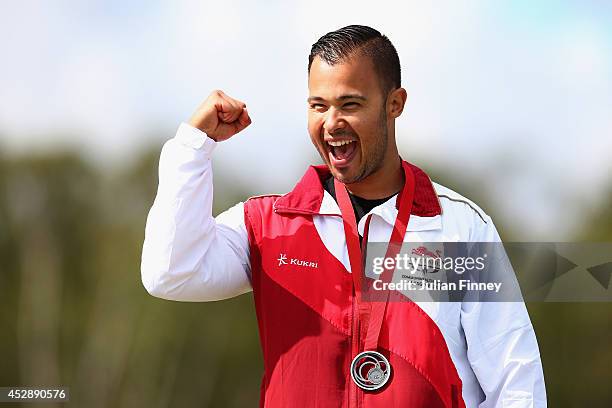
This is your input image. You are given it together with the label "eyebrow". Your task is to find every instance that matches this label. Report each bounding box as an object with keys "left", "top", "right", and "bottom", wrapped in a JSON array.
[{"left": 307, "top": 94, "right": 367, "bottom": 103}]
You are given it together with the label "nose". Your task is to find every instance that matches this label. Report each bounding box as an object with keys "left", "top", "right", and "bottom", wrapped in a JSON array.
[{"left": 323, "top": 107, "right": 346, "bottom": 134}]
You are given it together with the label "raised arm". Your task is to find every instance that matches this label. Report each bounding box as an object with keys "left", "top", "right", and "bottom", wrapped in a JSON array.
[{"left": 141, "top": 91, "right": 253, "bottom": 301}]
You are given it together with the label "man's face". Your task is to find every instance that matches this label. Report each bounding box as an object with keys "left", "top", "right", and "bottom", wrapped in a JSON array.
[{"left": 308, "top": 54, "right": 391, "bottom": 184}]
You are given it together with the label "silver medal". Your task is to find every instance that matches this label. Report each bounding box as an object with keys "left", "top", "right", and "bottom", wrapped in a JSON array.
[{"left": 350, "top": 351, "right": 391, "bottom": 391}]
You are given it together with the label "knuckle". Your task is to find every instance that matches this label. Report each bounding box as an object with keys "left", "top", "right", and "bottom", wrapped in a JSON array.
[{"left": 210, "top": 89, "right": 224, "bottom": 100}]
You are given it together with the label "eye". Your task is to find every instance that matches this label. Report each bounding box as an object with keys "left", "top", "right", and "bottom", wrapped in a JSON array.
[
  {"left": 343, "top": 102, "right": 359, "bottom": 109},
  {"left": 309, "top": 103, "right": 327, "bottom": 111}
]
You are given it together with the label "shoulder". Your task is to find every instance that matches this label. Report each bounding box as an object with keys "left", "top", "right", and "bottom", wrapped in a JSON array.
[
  {"left": 432, "top": 181, "right": 491, "bottom": 226},
  {"left": 243, "top": 193, "right": 284, "bottom": 226},
  {"left": 430, "top": 182, "right": 500, "bottom": 242},
  {"left": 244, "top": 193, "right": 283, "bottom": 209}
]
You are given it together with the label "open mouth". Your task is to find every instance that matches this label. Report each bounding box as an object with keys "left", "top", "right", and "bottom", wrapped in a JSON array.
[{"left": 327, "top": 139, "right": 358, "bottom": 169}]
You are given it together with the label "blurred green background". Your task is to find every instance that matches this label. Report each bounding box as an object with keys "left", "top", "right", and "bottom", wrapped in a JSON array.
[
  {"left": 1, "top": 0, "right": 611, "bottom": 406},
  {"left": 0, "top": 145, "right": 609, "bottom": 407}
]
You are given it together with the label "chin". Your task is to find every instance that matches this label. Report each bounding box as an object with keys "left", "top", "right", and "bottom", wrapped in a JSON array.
[{"left": 330, "top": 167, "right": 358, "bottom": 184}]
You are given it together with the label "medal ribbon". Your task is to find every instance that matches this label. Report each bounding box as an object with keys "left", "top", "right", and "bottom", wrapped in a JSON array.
[{"left": 334, "top": 161, "right": 415, "bottom": 352}]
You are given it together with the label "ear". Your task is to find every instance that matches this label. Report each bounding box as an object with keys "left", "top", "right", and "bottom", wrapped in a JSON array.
[{"left": 387, "top": 87, "right": 408, "bottom": 119}]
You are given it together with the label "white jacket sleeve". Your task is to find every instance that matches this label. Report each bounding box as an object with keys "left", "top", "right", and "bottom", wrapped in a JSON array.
[
  {"left": 140, "top": 123, "right": 252, "bottom": 301},
  {"left": 461, "top": 217, "right": 547, "bottom": 407}
]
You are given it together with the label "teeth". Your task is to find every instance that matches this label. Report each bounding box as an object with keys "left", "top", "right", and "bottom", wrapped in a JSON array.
[{"left": 327, "top": 140, "right": 354, "bottom": 147}]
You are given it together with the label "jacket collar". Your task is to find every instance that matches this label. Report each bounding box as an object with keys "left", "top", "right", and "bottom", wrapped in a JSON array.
[{"left": 273, "top": 161, "right": 442, "bottom": 220}]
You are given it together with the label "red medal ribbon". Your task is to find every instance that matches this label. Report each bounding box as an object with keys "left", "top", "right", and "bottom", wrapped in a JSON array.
[{"left": 334, "top": 160, "right": 415, "bottom": 353}]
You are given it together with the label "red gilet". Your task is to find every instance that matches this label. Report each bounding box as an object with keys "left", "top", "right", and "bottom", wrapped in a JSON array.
[{"left": 243, "top": 162, "right": 466, "bottom": 408}]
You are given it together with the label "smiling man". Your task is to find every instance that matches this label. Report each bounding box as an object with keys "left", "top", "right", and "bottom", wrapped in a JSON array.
[
  {"left": 307, "top": 30, "right": 404, "bottom": 200},
  {"left": 141, "top": 25, "right": 546, "bottom": 407}
]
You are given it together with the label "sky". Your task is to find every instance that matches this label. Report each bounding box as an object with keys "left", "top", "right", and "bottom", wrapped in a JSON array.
[{"left": 1, "top": 0, "right": 611, "bottom": 239}]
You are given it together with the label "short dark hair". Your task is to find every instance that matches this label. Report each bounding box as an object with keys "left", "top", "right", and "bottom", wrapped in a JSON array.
[{"left": 308, "top": 25, "right": 401, "bottom": 96}]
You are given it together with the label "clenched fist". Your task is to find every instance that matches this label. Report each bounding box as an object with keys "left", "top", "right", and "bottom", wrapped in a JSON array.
[{"left": 188, "top": 90, "right": 252, "bottom": 142}]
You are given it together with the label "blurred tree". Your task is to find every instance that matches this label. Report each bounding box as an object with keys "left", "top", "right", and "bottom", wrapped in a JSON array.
[
  {"left": 0, "top": 144, "right": 609, "bottom": 407},
  {"left": 527, "top": 184, "right": 612, "bottom": 407}
]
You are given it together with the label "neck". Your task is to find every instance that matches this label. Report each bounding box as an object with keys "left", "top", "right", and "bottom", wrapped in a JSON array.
[{"left": 345, "top": 155, "right": 404, "bottom": 200}]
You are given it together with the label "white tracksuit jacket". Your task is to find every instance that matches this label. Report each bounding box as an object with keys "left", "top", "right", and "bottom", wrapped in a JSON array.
[{"left": 141, "top": 123, "right": 547, "bottom": 407}]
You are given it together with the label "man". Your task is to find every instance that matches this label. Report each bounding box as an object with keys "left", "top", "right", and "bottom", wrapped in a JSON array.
[{"left": 141, "top": 25, "right": 546, "bottom": 407}]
